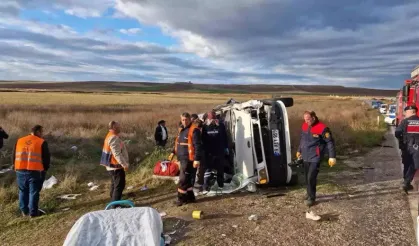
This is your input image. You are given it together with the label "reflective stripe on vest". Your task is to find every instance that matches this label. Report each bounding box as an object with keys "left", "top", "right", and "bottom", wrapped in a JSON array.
[
  {"left": 174, "top": 125, "right": 197, "bottom": 161},
  {"left": 407, "top": 120, "right": 419, "bottom": 134},
  {"left": 100, "top": 131, "right": 123, "bottom": 169},
  {"left": 14, "top": 135, "right": 44, "bottom": 171}
]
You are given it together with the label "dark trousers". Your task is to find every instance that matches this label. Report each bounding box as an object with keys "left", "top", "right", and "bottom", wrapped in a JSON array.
[
  {"left": 403, "top": 147, "right": 419, "bottom": 186},
  {"left": 16, "top": 170, "right": 46, "bottom": 216},
  {"left": 108, "top": 169, "right": 126, "bottom": 202},
  {"left": 178, "top": 159, "right": 196, "bottom": 202},
  {"left": 196, "top": 151, "right": 205, "bottom": 187},
  {"left": 203, "top": 154, "right": 225, "bottom": 189},
  {"left": 156, "top": 139, "right": 167, "bottom": 147},
  {"left": 304, "top": 162, "right": 320, "bottom": 201}
]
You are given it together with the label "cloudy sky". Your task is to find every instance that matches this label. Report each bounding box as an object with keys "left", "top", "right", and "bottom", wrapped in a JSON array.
[{"left": 0, "top": 0, "right": 418, "bottom": 89}]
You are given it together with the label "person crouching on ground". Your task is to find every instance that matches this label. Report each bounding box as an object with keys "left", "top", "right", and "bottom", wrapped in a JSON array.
[
  {"left": 100, "top": 121, "right": 129, "bottom": 207},
  {"left": 296, "top": 111, "right": 336, "bottom": 207},
  {"left": 169, "top": 112, "right": 202, "bottom": 206},
  {"left": 13, "top": 125, "right": 50, "bottom": 217}
]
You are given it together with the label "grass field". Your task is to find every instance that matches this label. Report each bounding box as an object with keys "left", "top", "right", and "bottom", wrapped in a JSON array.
[{"left": 0, "top": 92, "right": 387, "bottom": 245}]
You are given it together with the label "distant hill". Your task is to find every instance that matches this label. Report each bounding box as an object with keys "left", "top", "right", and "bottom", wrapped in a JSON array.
[{"left": 0, "top": 81, "right": 398, "bottom": 96}]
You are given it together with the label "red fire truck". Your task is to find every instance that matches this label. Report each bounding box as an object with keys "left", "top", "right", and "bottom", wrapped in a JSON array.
[
  {"left": 395, "top": 89, "right": 403, "bottom": 126},
  {"left": 397, "top": 65, "right": 419, "bottom": 126}
]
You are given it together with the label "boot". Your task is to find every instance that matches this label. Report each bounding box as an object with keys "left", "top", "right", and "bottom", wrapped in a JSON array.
[
  {"left": 187, "top": 190, "right": 196, "bottom": 203},
  {"left": 176, "top": 192, "right": 187, "bottom": 206},
  {"left": 305, "top": 198, "right": 315, "bottom": 207}
]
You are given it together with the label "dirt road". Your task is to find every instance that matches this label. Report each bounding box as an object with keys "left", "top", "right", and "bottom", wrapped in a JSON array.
[{"left": 140, "top": 128, "right": 417, "bottom": 245}]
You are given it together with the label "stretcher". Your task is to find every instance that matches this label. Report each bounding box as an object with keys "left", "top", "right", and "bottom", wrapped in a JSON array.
[{"left": 63, "top": 200, "right": 166, "bottom": 246}]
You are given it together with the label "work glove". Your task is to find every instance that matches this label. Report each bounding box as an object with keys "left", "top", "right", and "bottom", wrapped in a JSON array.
[
  {"left": 168, "top": 153, "right": 174, "bottom": 161},
  {"left": 225, "top": 148, "right": 229, "bottom": 155},
  {"left": 193, "top": 161, "right": 200, "bottom": 168},
  {"left": 123, "top": 164, "right": 129, "bottom": 171},
  {"left": 296, "top": 151, "right": 302, "bottom": 159},
  {"left": 328, "top": 158, "right": 336, "bottom": 167}
]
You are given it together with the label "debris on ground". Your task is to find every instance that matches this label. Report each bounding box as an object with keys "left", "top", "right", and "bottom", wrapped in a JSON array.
[
  {"left": 43, "top": 176, "right": 58, "bottom": 190},
  {"left": 87, "top": 182, "right": 99, "bottom": 191},
  {"left": 70, "top": 146, "right": 78, "bottom": 152},
  {"left": 222, "top": 234, "right": 226, "bottom": 237},
  {"left": 89, "top": 185, "right": 99, "bottom": 191},
  {"left": 140, "top": 185, "right": 148, "bottom": 191},
  {"left": 159, "top": 211, "right": 167, "bottom": 217},
  {"left": 232, "top": 225, "right": 238, "bottom": 228},
  {"left": 0, "top": 167, "right": 12, "bottom": 174},
  {"left": 58, "top": 194, "right": 82, "bottom": 200},
  {"left": 248, "top": 214, "right": 258, "bottom": 221},
  {"left": 163, "top": 235, "right": 171, "bottom": 245},
  {"left": 247, "top": 183, "right": 257, "bottom": 192},
  {"left": 62, "top": 208, "right": 70, "bottom": 211},
  {"left": 305, "top": 211, "right": 321, "bottom": 221},
  {"left": 127, "top": 186, "right": 134, "bottom": 190}
]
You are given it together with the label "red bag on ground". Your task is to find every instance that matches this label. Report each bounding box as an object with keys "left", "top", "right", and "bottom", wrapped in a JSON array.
[{"left": 153, "top": 160, "right": 180, "bottom": 176}]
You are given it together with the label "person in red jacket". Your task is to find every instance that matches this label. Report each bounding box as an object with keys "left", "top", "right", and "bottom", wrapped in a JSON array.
[{"left": 296, "top": 111, "right": 336, "bottom": 207}]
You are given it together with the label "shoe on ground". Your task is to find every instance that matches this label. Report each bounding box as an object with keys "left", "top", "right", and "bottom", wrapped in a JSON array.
[
  {"left": 21, "top": 212, "right": 29, "bottom": 217},
  {"left": 408, "top": 184, "right": 414, "bottom": 190},
  {"left": 402, "top": 185, "right": 409, "bottom": 194},
  {"left": 305, "top": 199, "right": 315, "bottom": 207},
  {"left": 306, "top": 211, "right": 321, "bottom": 221},
  {"left": 175, "top": 200, "right": 185, "bottom": 206}
]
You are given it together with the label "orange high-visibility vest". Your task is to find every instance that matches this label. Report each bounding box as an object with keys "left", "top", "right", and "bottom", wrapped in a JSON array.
[
  {"left": 100, "top": 131, "right": 122, "bottom": 169},
  {"left": 174, "top": 125, "right": 197, "bottom": 161},
  {"left": 14, "top": 135, "right": 44, "bottom": 171}
]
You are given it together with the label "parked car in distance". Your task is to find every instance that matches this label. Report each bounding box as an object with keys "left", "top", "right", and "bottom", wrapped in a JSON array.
[{"left": 379, "top": 104, "right": 388, "bottom": 114}]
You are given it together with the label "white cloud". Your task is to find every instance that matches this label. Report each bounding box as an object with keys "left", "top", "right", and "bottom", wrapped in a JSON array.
[{"left": 119, "top": 28, "right": 141, "bottom": 35}]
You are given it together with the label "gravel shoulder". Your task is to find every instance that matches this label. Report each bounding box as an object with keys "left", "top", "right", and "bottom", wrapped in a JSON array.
[{"left": 141, "top": 128, "right": 417, "bottom": 246}]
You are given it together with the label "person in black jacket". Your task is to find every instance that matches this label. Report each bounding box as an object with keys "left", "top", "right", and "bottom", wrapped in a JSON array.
[
  {"left": 0, "top": 126, "right": 9, "bottom": 149},
  {"left": 395, "top": 105, "right": 419, "bottom": 193},
  {"left": 202, "top": 111, "right": 229, "bottom": 194},
  {"left": 154, "top": 120, "right": 168, "bottom": 147}
]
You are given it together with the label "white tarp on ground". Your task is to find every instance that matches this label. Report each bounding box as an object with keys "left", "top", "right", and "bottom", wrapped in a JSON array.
[{"left": 63, "top": 207, "right": 163, "bottom": 246}]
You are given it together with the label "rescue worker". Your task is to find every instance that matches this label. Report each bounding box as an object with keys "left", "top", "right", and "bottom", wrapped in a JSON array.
[
  {"left": 169, "top": 112, "right": 202, "bottom": 206},
  {"left": 191, "top": 113, "right": 205, "bottom": 191},
  {"left": 296, "top": 111, "right": 336, "bottom": 206},
  {"left": 100, "top": 121, "right": 130, "bottom": 207},
  {"left": 395, "top": 105, "right": 419, "bottom": 193},
  {"left": 13, "top": 125, "right": 50, "bottom": 217},
  {"left": 202, "top": 111, "right": 229, "bottom": 194}
]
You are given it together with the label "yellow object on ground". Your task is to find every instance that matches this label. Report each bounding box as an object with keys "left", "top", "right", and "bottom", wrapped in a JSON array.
[{"left": 192, "top": 210, "right": 204, "bottom": 219}]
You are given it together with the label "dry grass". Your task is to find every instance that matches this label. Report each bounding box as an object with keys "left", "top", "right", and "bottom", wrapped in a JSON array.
[{"left": 0, "top": 92, "right": 387, "bottom": 246}]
